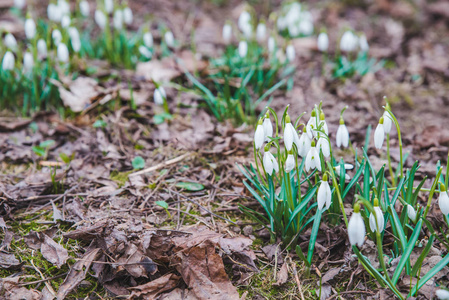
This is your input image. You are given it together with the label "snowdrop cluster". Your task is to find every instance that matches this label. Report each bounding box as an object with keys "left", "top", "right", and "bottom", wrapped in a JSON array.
[
  {"left": 340, "top": 30, "right": 369, "bottom": 53},
  {"left": 277, "top": 2, "right": 314, "bottom": 37}
]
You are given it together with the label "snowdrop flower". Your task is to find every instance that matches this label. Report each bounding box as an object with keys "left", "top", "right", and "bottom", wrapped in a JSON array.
[
  {"left": 2, "top": 51, "right": 15, "bottom": 71},
  {"left": 340, "top": 30, "right": 359, "bottom": 52},
  {"left": 58, "top": 0, "right": 70, "bottom": 16},
  {"left": 336, "top": 118, "right": 349, "bottom": 148},
  {"left": 288, "top": 23, "right": 300, "bottom": 37},
  {"left": 317, "top": 174, "right": 331, "bottom": 210},
  {"left": 113, "top": 9, "right": 123, "bottom": 30},
  {"left": 334, "top": 164, "right": 352, "bottom": 180},
  {"left": 285, "top": 153, "right": 295, "bottom": 173},
  {"left": 268, "top": 36, "right": 275, "bottom": 53},
  {"left": 154, "top": 86, "right": 166, "bottom": 105},
  {"left": 284, "top": 117, "right": 299, "bottom": 151},
  {"left": 369, "top": 199, "right": 384, "bottom": 232},
  {"left": 61, "top": 15, "right": 71, "bottom": 28},
  {"left": 299, "top": 19, "right": 313, "bottom": 36},
  {"left": 254, "top": 119, "right": 265, "bottom": 150},
  {"left": 286, "top": 44, "right": 295, "bottom": 61},
  {"left": 143, "top": 32, "right": 153, "bottom": 48},
  {"left": 25, "top": 18, "right": 36, "bottom": 40},
  {"left": 277, "top": 16, "right": 287, "bottom": 31},
  {"left": 374, "top": 117, "right": 385, "bottom": 149},
  {"left": 123, "top": 7, "right": 133, "bottom": 25},
  {"left": 262, "top": 115, "right": 273, "bottom": 142},
  {"left": 348, "top": 203, "right": 365, "bottom": 247},
  {"left": 79, "top": 0, "right": 90, "bottom": 17},
  {"left": 439, "top": 186, "right": 449, "bottom": 216},
  {"left": 317, "top": 32, "right": 329, "bottom": 52},
  {"left": 4, "top": 33, "right": 17, "bottom": 51},
  {"left": 298, "top": 129, "right": 311, "bottom": 158},
  {"left": 238, "top": 11, "right": 252, "bottom": 38},
  {"left": 305, "top": 141, "right": 321, "bottom": 172},
  {"left": 68, "top": 27, "right": 81, "bottom": 53},
  {"left": 238, "top": 40, "right": 248, "bottom": 58},
  {"left": 306, "top": 110, "right": 317, "bottom": 139},
  {"left": 14, "top": 0, "right": 26, "bottom": 9},
  {"left": 37, "top": 39, "right": 47, "bottom": 58},
  {"left": 436, "top": 289, "right": 449, "bottom": 300},
  {"left": 104, "top": 0, "right": 113, "bottom": 14},
  {"left": 319, "top": 111, "right": 328, "bottom": 135},
  {"left": 383, "top": 106, "right": 393, "bottom": 134},
  {"left": 285, "top": 3, "right": 301, "bottom": 25},
  {"left": 139, "top": 46, "right": 152, "bottom": 59},
  {"left": 256, "top": 23, "right": 266, "bottom": 42},
  {"left": 95, "top": 10, "right": 107, "bottom": 29},
  {"left": 164, "top": 31, "right": 175, "bottom": 48},
  {"left": 359, "top": 34, "right": 369, "bottom": 52},
  {"left": 317, "top": 136, "right": 330, "bottom": 158},
  {"left": 263, "top": 150, "right": 279, "bottom": 176},
  {"left": 47, "top": 3, "right": 57, "bottom": 21},
  {"left": 23, "top": 52, "right": 34, "bottom": 72},
  {"left": 52, "top": 29, "right": 62, "bottom": 46},
  {"left": 57, "top": 43, "right": 69, "bottom": 63},
  {"left": 407, "top": 204, "right": 417, "bottom": 222},
  {"left": 222, "top": 23, "right": 232, "bottom": 44}
]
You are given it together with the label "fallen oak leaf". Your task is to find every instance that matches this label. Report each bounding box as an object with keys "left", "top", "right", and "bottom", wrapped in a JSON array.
[
  {"left": 41, "top": 234, "right": 69, "bottom": 269},
  {"left": 273, "top": 262, "right": 289, "bottom": 286},
  {"left": 55, "top": 248, "right": 101, "bottom": 300}
]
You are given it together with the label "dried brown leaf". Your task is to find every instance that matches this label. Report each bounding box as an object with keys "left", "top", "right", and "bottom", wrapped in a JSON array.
[
  {"left": 0, "top": 252, "right": 20, "bottom": 269},
  {"left": 273, "top": 263, "right": 289, "bottom": 286},
  {"left": 129, "top": 273, "right": 180, "bottom": 299}
]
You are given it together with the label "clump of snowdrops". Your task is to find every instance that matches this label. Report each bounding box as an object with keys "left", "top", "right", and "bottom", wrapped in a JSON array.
[{"left": 242, "top": 98, "right": 449, "bottom": 297}]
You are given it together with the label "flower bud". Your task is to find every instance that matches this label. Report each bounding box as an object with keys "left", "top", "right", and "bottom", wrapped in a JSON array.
[
  {"left": 23, "top": 51, "right": 34, "bottom": 72},
  {"left": 37, "top": 39, "right": 48, "bottom": 58},
  {"left": 4, "top": 33, "right": 17, "bottom": 51},
  {"left": 256, "top": 23, "right": 266, "bottom": 42},
  {"left": 222, "top": 23, "right": 232, "bottom": 44},
  {"left": 61, "top": 15, "right": 71, "bottom": 28},
  {"left": 139, "top": 46, "right": 152, "bottom": 59},
  {"left": 369, "top": 198, "right": 384, "bottom": 232},
  {"left": 348, "top": 203, "right": 366, "bottom": 247},
  {"left": 268, "top": 36, "right": 275, "bottom": 53},
  {"left": 57, "top": 43, "right": 69, "bottom": 63},
  {"left": 407, "top": 204, "right": 417, "bottom": 222},
  {"left": 123, "top": 7, "right": 133, "bottom": 25},
  {"left": 154, "top": 86, "right": 166, "bottom": 105},
  {"left": 317, "top": 32, "right": 329, "bottom": 52},
  {"left": 95, "top": 10, "right": 107, "bottom": 29},
  {"left": 68, "top": 27, "right": 81, "bottom": 53},
  {"left": 254, "top": 119, "right": 265, "bottom": 150},
  {"left": 14, "top": 0, "right": 26, "bottom": 9},
  {"left": 286, "top": 44, "right": 295, "bottom": 61},
  {"left": 374, "top": 118, "right": 385, "bottom": 149},
  {"left": 52, "top": 29, "right": 62, "bottom": 46},
  {"left": 143, "top": 32, "right": 153, "bottom": 48},
  {"left": 79, "top": 0, "right": 90, "bottom": 17},
  {"left": 113, "top": 9, "right": 123, "bottom": 30},
  {"left": 285, "top": 154, "right": 295, "bottom": 173},
  {"left": 340, "top": 30, "right": 358, "bottom": 52},
  {"left": 317, "top": 176, "right": 331, "bottom": 210},
  {"left": 164, "top": 31, "right": 175, "bottom": 48},
  {"left": 439, "top": 185, "right": 449, "bottom": 216},
  {"left": 1, "top": 51, "right": 15, "bottom": 71},
  {"left": 359, "top": 34, "right": 369, "bottom": 52},
  {"left": 104, "top": 0, "right": 113, "bottom": 14},
  {"left": 238, "top": 40, "right": 248, "bottom": 58},
  {"left": 25, "top": 18, "right": 36, "bottom": 40}
]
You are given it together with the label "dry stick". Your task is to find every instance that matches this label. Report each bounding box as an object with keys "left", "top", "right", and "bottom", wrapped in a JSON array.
[
  {"left": 130, "top": 152, "right": 193, "bottom": 177},
  {"left": 30, "top": 259, "right": 56, "bottom": 296},
  {"left": 327, "top": 290, "right": 374, "bottom": 299},
  {"left": 291, "top": 260, "right": 305, "bottom": 300},
  {"left": 19, "top": 273, "right": 67, "bottom": 286}
]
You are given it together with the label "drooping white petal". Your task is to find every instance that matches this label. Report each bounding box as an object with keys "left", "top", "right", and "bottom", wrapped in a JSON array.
[
  {"left": 61, "top": 15, "right": 71, "bottom": 28},
  {"left": 374, "top": 123, "right": 385, "bottom": 149},
  {"left": 407, "top": 205, "right": 416, "bottom": 222},
  {"left": 165, "top": 31, "right": 175, "bottom": 48},
  {"left": 68, "top": 27, "right": 81, "bottom": 53},
  {"left": 317, "top": 181, "right": 331, "bottom": 210},
  {"left": 14, "top": 0, "right": 26, "bottom": 9},
  {"left": 359, "top": 34, "right": 369, "bottom": 52},
  {"left": 37, "top": 39, "right": 47, "bottom": 58},
  {"left": 317, "top": 136, "right": 330, "bottom": 158},
  {"left": 222, "top": 24, "right": 232, "bottom": 44},
  {"left": 154, "top": 87, "right": 166, "bottom": 105},
  {"left": 254, "top": 125, "right": 265, "bottom": 150},
  {"left": 123, "top": 7, "right": 133, "bottom": 25},
  {"left": 348, "top": 212, "right": 366, "bottom": 247},
  {"left": 285, "top": 154, "right": 295, "bottom": 173},
  {"left": 2, "top": 51, "right": 15, "bottom": 71},
  {"left": 25, "top": 18, "right": 36, "bottom": 40},
  {"left": 306, "top": 116, "right": 316, "bottom": 139},
  {"left": 439, "top": 192, "right": 449, "bottom": 216},
  {"left": 263, "top": 152, "right": 278, "bottom": 175},
  {"left": 113, "top": 9, "right": 123, "bottom": 30},
  {"left": 436, "top": 289, "right": 449, "bottom": 300},
  {"left": 143, "top": 32, "right": 154, "bottom": 48},
  {"left": 57, "top": 43, "right": 69, "bottom": 62},
  {"left": 369, "top": 206, "right": 384, "bottom": 232},
  {"left": 317, "top": 32, "right": 329, "bottom": 52},
  {"left": 139, "top": 46, "right": 152, "bottom": 59},
  {"left": 269, "top": 152, "right": 279, "bottom": 173},
  {"left": 340, "top": 30, "right": 359, "bottom": 52},
  {"left": 262, "top": 118, "right": 273, "bottom": 142},
  {"left": 298, "top": 133, "right": 311, "bottom": 158},
  {"left": 286, "top": 44, "right": 295, "bottom": 61},
  {"left": 95, "top": 10, "right": 107, "bottom": 29},
  {"left": 238, "top": 41, "right": 248, "bottom": 58},
  {"left": 298, "top": 19, "right": 313, "bottom": 36},
  {"left": 256, "top": 23, "right": 266, "bottom": 42},
  {"left": 284, "top": 123, "right": 297, "bottom": 151},
  {"left": 52, "top": 29, "right": 62, "bottom": 45},
  {"left": 4, "top": 33, "right": 17, "bottom": 51},
  {"left": 383, "top": 111, "right": 393, "bottom": 134},
  {"left": 80, "top": 0, "right": 90, "bottom": 17},
  {"left": 104, "top": 0, "right": 113, "bottom": 14},
  {"left": 305, "top": 146, "right": 320, "bottom": 172},
  {"left": 336, "top": 124, "right": 349, "bottom": 148},
  {"left": 23, "top": 52, "right": 34, "bottom": 72}
]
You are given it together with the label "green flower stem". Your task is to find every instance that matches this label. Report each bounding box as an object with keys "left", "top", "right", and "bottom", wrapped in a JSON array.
[
  {"left": 446, "top": 150, "right": 449, "bottom": 190},
  {"left": 385, "top": 108, "right": 403, "bottom": 179},
  {"left": 327, "top": 161, "right": 348, "bottom": 227},
  {"left": 386, "top": 133, "right": 396, "bottom": 187},
  {"left": 423, "top": 167, "right": 443, "bottom": 219}
]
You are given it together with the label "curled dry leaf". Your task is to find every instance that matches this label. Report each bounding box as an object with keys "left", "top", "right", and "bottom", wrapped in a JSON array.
[
  {"left": 53, "top": 77, "right": 101, "bottom": 112},
  {"left": 128, "top": 273, "right": 180, "bottom": 299},
  {"left": 41, "top": 234, "right": 69, "bottom": 269}
]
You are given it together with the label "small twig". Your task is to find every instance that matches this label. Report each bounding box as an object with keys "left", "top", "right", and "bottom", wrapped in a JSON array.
[
  {"left": 327, "top": 290, "right": 375, "bottom": 299},
  {"left": 30, "top": 258, "right": 56, "bottom": 296},
  {"left": 130, "top": 152, "right": 192, "bottom": 176},
  {"left": 291, "top": 259, "right": 304, "bottom": 300},
  {"left": 19, "top": 273, "right": 67, "bottom": 286}
]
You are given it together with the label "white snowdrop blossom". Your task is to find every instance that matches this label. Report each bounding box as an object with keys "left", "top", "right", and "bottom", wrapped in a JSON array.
[
  {"left": 238, "top": 40, "right": 248, "bottom": 58},
  {"left": 317, "top": 32, "right": 329, "bottom": 52},
  {"left": 305, "top": 142, "right": 321, "bottom": 172},
  {"left": 439, "top": 189, "right": 449, "bottom": 216},
  {"left": 284, "top": 121, "right": 299, "bottom": 151},
  {"left": 14, "top": 0, "right": 26, "bottom": 9},
  {"left": 37, "top": 39, "right": 47, "bottom": 58},
  {"left": 139, "top": 46, "right": 152, "bottom": 59},
  {"left": 268, "top": 36, "right": 275, "bottom": 53},
  {"left": 306, "top": 111, "right": 317, "bottom": 139},
  {"left": 288, "top": 23, "right": 300, "bottom": 38},
  {"left": 348, "top": 205, "right": 366, "bottom": 247},
  {"left": 58, "top": 0, "right": 70, "bottom": 16},
  {"left": 238, "top": 11, "right": 252, "bottom": 38},
  {"left": 340, "top": 30, "right": 359, "bottom": 52},
  {"left": 436, "top": 289, "right": 449, "bottom": 300},
  {"left": 113, "top": 9, "right": 123, "bottom": 30},
  {"left": 256, "top": 23, "right": 266, "bottom": 42},
  {"left": 47, "top": 3, "right": 58, "bottom": 21},
  {"left": 61, "top": 15, "right": 71, "bottom": 28},
  {"left": 382, "top": 110, "right": 393, "bottom": 134},
  {"left": 57, "top": 43, "right": 69, "bottom": 62},
  {"left": 374, "top": 118, "right": 385, "bottom": 149},
  {"left": 95, "top": 10, "right": 107, "bottom": 29},
  {"left": 154, "top": 86, "right": 166, "bottom": 105},
  {"left": 80, "top": 0, "right": 90, "bottom": 17},
  {"left": 164, "top": 31, "right": 175, "bottom": 48},
  {"left": 317, "top": 136, "right": 330, "bottom": 158},
  {"left": 52, "top": 29, "right": 62, "bottom": 46},
  {"left": 336, "top": 119, "right": 349, "bottom": 148},
  {"left": 25, "top": 18, "right": 36, "bottom": 40},
  {"left": 285, "top": 154, "right": 295, "bottom": 173},
  {"left": 4, "top": 33, "right": 17, "bottom": 51},
  {"left": 298, "top": 19, "right": 313, "bottom": 36},
  {"left": 123, "top": 7, "right": 133, "bottom": 25},
  {"left": 143, "top": 32, "right": 153, "bottom": 48},
  {"left": 407, "top": 205, "right": 417, "bottom": 222},
  {"left": 254, "top": 122, "right": 265, "bottom": 150},
  {"left": 298, "top": 131, "right": 311, "bottom": 158},
  {"left": 334, "top": 164, "right": 353, "bottom": 180},
  {"left": 23, "top": 52, "right": 34, "bottom": 72},
  {"left": 359, "top": 34, "right": 369, "bottom": 52},
  {"left": 369, "top": 200, "right": 384, "bottom": 232},
  {"left": 68, "top": 27, "right": 81, "bottom": 53},
  {"left": 286, "top": 44, "right": 295, "bottom": 61},
  {"left": 222, "top": 23, "right": 232, "bottom": 44},
  {"left": 104, "top": 0, "right": 113, "bottom": 14},
  {"left": 317, "top": 176, "right": 331, "bottom": 210},
  {"left": 263, "top": 151, "right": 278, "bottom": 176},
  {"left": 2, "top": 51, "right": 15, "bottom": 71},
  {"left": 262, "top": 117, "right": 273, "bottom": 142}
]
